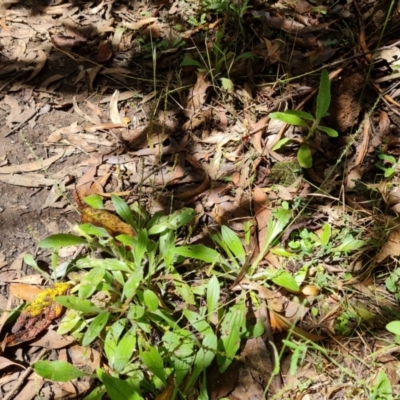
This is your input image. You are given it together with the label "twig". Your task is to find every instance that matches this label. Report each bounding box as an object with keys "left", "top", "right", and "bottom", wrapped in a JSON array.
[{"left": 3, "top": 347, "right": 47, "bottom": 400}]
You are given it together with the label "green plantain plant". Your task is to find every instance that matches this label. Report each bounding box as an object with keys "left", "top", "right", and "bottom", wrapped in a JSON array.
[
  {"left": 270, "top": 70, "right": 338, "bottom": 168},
  {"left": 28, "top": 196, "right": 270, "bottom": 400}
]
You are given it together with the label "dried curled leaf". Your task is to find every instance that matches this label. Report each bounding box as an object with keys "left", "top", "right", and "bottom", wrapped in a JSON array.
[
  {"left": 6, "top": 283, "right": 71, "bottom": 346},
  {"left": 74, "top": 188, "right": 135, "bottom": 237},
  {"left": 80, "top": 207, "right": 135, "bottom": 237}
]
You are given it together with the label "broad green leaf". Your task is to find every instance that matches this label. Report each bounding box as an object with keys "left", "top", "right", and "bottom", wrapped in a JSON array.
[
  {"left": 163, "top": 329, "right": 194, "bottom": 358},
  {"left": 271, "top": 270, "right": 300, "bottom": 292},
  {"left": 149, "top": 309, "right": 180, "bottom": 330},
  {"left": 250, "top": 208, "right": 291, "bottom": 273},
  {"left": 79, "top": 223, "right": 110, "bottom": 238},
  {"left": 217, "top": 301, "right": 246, "bottom": 373},
  {"left": 384, "top": 168, "right": 395, "bottom": 178},
  {"left": 316, "top": 69, "right": 331, "bottom": 120},
  {"left": 211, "top": 232, "right": 239, "bottom": 269},
  {"left": 143, "top": 289, "right": 159, "bottom": 312},
  {"left": 271, "top": 137, "right": 292, "bottom": 151},
  {"left": 173, "top": 245, "right": 222, "bottom": 264},
  {"left": 163, "top": 329, "right": 195, "bottom": 384},
  {"left": 23, "top": 254, "right": 39, "bottom": 269},
  {"left": 99, "top": 370, "right": 141, "bottom": 400},
  {"left": 111, "top": 195, "right": 135, "bottom": 228},
  {"left": 82, "top": 385, "right": 106, "bottom": 400},
  {"left": 242, "top": 319, "right": 264, "bottom": 338},
  {"left": 56, "top": 296, "right": 102, "bottom": 314},
  {"left": 317, "top": 125, "right": 338, "bottom": 137},
  {"left": 148, "top": 209, "right": 195, "bottom": 235},
  {"left": 105, "top": 319, "right": 127, "bottom": 368},
  {"left": 221, "top": 226, "right": 246, "bottom": 264},
  {"left": 184, "top": 309, "right": 213, "bottom": 335},
  {"left": 207, "top": 275, "right": 220, "bottom": 321},
  {"left": 386, "top": 320, "right": 400, "bottom": 335},
  {"left": 82, "top": 312, "right": 110, "bottom": 346},
  {"left": 128, "top": 305, "right": 145, "bottom": 320},
  {"left": 269, "top": 112, "right": 308, "bottom": 127},
  {"left": 140, "top": 346, "right": 166, "bottom": 385},
  {"left": 24, "top": 253, "right": 51, "bottom": 279},
  {"left": 235, "top": 51, "right": 257, "bottom": 62},
  {"left": 77, "top": 258, "right": 132, "bottom": 272},
  {"left": 284, "top": 110, "right": 315, "bottom": 121},
  {"left": 122, "top": 269, "right": 143, "bottom": 299},
  {"left": 116, "top": 234, "right": 135, "bottom": 248},
  {"left": 39, "top": 234, "right": 87, "bottom": 249},
  {"left": 193, "top": 332, "right": 217, "bottom": 370},
  {"left": 320, "top": 223, "right": 331, "bottom": 246},
  {"left": 113, "top": 327, "right": 137, "bottom": 373},
  {"left": 180, "top": 53, "right": 202, "bottom": 67},
  {"left": 221, "top": 77, "right": 234, "bottom": 91},
  {"left": 79, "top": 267, "right": 105, "bottom": 298},
  {"left": 57, "top": 309, "right": 82, "bottom": 335},
  {"left": 133, "top": 229, "right": 149, "bottom": 266},
  {"left": 371, "top": 370, "right": 393, "bottom": 398},
  {"left": 378, "top": 153, "right": 397, "bottom": 163},
  {"left": 333, "top": 236, "right": 365, "bottom": 252},
  {"left": 84, "top": 194, "right": 104, "bottom": 209},
  {"left": 297, "top": 143, "right": 313, "bottom": 168},
  {"left": 175, "top": 281, "right": 196, "bottom": 305},
  {"left": 32, "top": 360, "right": 87, "bottom": 382}
]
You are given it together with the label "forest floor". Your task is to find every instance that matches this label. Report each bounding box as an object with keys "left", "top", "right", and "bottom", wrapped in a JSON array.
[{"left": 1, "top": 0, "right": 400, "bottom": 399}]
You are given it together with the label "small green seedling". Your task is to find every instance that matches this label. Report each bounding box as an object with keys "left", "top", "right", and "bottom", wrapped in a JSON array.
[
  {"left": 270, "top": 70, "right": 338, "bottom": 168},
  {"left": 375, "top": 152, "right": 400, "bottom": 178}
]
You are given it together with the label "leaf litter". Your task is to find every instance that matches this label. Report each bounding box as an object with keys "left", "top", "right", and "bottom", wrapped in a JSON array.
[{"left": 1, "top": 0, "right": 400, "bottom": 398}]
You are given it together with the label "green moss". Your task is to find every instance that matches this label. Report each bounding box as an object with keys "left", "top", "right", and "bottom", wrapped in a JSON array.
[{"left": 269, "top": 160, "right": 302, "bottom": 186}]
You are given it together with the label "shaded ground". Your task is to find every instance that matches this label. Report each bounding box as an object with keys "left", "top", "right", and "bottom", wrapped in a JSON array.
[{"left": 1, "top": 0, "right": 400, "bottom": 399}]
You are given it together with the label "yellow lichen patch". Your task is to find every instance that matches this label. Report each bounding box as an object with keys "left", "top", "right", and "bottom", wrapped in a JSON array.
[
  {"left": 6, "top": 282, "right": 72, "bottom": 346},
  {"left": 22, "top": 282, "right": 71, "bottom": 318}
]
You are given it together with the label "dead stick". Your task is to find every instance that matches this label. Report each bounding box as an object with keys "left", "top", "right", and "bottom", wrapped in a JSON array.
[{"left": 3, "top": 347, "right": 47, "bottom": 400}]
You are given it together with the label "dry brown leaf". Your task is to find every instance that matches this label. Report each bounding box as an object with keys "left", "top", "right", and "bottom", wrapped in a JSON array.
[
  {"left": 250, "top": 115, "right": 269, "bottom": 154},
  {"left": 7, "top": 104, "right": 36, "bottom": 126},
  {"left": 143, "top": 21, "right": 161, "bottom": 38},
  {"left": 272, "top": 311, "right": 324, "bottom": 341},
  {"left": 87, "top": 65, "right": 103, "bottom": 92},
  {"left": 0, "top": 357, "right": 24, "bottom": 371},
  {"left": 378, "top": 110, "right": 390, "bottom": 137},
  {"left": 376, "top": 228, "right": 400, "bottom": 263},
  {"left": 26, "top": 49, "right": 47, "bottom": 82},
  {"left": 110, "top": 90, "right": 122, "bottom": 124},
  {"left": 73, "top": 96, "right": 98, "bottom": 125},
  {"left": 97, "top": 42, "right": 113, "bottom": 63},
  {"left": 207, "top": 360, "right": 240, "bottom": 400},
  {"left": 354, "top": 112, "right": 369, "bottom": 167},
  {"left": 0, "top": 150, "right": 63, "bottom": 174},
  {"left": 139, "top": 90, "right": 157, "bottom": 105},
  {"left": 31, "top": 330, "right": 75, "bottom": 349},
  {"left": 6, "top": 283, "right": 71, "bottom": 347},
  {"left": 86, "top": 100, "right": 106, "bottom": 119},
  {"left": 39, "top": 74, "right": 66, "bottom": 91},
  {"left": 84, "top": 123, "right": 124, "bottom": 132},
  {"left": 9, "top": 283, "right": 43, "bottom": 302},
  {"left": 124, "top": 17, "right": 157, "bottom": 30},
  {"left": 253, "top": 186, "right": 271, "bottom": 251},
  {"left": 0, "top": 173, "right": 56, "bottom": 187},
  {"left": 3, "top": 95, "right": 21, "bottom": 127},
  {"left": 51, "top": 34, "right": 87, "bottom": 49},
  {"left": 100, "top": 90, "right": 139, "bottom": 104},
  {"left": 184, "top": 71, "right": 210, "bottom": 119},
  {"left": 155, "top": 376, "right": 175, "bottom": 400}
]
